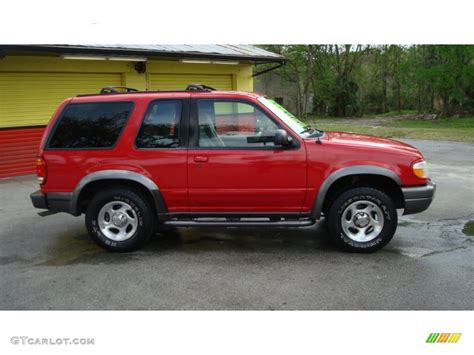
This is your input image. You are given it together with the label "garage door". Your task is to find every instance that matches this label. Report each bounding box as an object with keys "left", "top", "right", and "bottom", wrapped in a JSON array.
[
  {"left": 0, "top": 127, "right": 46, "bottom": 178},
  {"left": 149, "top": 74, "right": 233, "bottom": 91},
  {"left": 0, "top": 72, "right": 122, "bottom": 128},
  {"left": 0, "top": 72, "right": 122, "bottom": 178}
]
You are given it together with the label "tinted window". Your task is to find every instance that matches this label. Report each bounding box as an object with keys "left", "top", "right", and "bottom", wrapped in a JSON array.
[
  {"left": 136, "top": 100, "right": 182, "bottom": 148},
  {"left": 197, "top": 100, "right": 280, "bottom": 148},
  {"left": 48, "top": 102, "right": 133, "bottom": 149}
]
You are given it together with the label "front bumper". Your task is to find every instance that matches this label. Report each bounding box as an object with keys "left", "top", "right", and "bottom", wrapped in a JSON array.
[
  {"left": 30, "top": 190, "right": 77, "bottom": 215},
  {"left": 402, "top": 181, "right": 436, "bottom": 215}
]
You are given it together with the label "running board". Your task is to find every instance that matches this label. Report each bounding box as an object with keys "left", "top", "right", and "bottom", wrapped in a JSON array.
[
  {"left": 38, "top": 210, "right": 58, "bottom": 217},
  {"left": 162, "top": 218, "right": 315, "bottom": 227}
]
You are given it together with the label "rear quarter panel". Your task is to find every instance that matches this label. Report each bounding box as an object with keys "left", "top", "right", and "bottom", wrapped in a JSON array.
[{"left": 39, "top": 94, "right": 189, "bottom": 212}]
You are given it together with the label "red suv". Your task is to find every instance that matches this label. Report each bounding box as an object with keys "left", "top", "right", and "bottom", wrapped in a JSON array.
[{"left": 31, "top": 85, "right": 435, "bottom": 252}]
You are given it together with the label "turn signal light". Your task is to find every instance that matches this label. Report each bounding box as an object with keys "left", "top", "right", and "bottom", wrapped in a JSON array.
[
  {"left": 412, "top": 160, "right": 428, "bottom": 179},
  {"left": 36, "top": 157, "right": 47, "bottom": 185}
]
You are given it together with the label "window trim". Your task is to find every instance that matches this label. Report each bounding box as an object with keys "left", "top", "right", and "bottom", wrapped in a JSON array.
[
  {"left": 134, "top": 98, "right": 189, "bottom": 150},
  {"left": 189, "top": 98, "right": 301, "bottom": 150},
  {"left": 45, "top": 101, "right": 135, "bottom": 151}
]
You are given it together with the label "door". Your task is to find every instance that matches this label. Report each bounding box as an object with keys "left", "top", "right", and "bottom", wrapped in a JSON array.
[
  {"left": 131, "top": 98, "right": 190, "bottom": 213},
  {"left": 187, "top": 99, "right": 307, "bottom": 213}
]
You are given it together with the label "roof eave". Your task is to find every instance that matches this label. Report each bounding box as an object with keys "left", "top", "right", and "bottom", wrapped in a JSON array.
[{"left": 0, "top": 45, "right": 286, "bottom": 64}]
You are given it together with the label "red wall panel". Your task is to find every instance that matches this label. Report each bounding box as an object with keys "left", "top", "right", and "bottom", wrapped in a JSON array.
[{"left": 0, "top": 127, "right": 45, "bottom": 178}]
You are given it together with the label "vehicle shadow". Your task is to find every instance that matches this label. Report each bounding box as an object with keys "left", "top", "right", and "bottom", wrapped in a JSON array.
[
  {"left": 37, "top": 220, "right": 337, "bottom": 266},
  {"left": 143, "top": 220, "right": 337, "bottom": 255}
]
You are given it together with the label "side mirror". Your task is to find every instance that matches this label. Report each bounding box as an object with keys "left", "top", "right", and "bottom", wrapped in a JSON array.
[{"left": 274, "top": 129, "right": 290, "bottom": 147}]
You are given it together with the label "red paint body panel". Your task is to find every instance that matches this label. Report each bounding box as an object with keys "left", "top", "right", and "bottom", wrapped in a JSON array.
[
  {"left": 187, "top": 148, "right": 307, "bottom": 212},
  {"left": 301, "top": 132, "right": 426, "bottom": 212},
  {"left": 34, "top": 91, "right": 428, "bottom": 214}
]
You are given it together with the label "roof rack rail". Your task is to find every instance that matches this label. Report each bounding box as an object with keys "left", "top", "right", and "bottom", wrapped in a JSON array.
[
  {"left": 77, "top": 84, "right": 219, "bottom": 97},
  {"left": 185, "top": 84, "right": 216, "bottom": 92},
  {"left": 100, "top": 86, "right": 139, "bottom": 94}
]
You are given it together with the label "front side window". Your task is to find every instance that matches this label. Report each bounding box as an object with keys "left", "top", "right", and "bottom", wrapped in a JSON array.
[
  {"left": 257, "top": 97, "right": 307, "bottom": 135},
  {"left": 197, "top": 100, "right": 281, "bottom": 148},
  {"left": 48, "top": 102, "right": 133, "bottom": 149},
  {"left": 258, "top": 96, "right": 323, "bottom": 138},
  {"left": 136, "top": 100, "right": 182, "bottom": 148}
]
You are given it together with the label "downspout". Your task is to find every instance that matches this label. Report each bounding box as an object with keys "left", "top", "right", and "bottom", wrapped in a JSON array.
[{"left": 252, "top": 61, "right": 286, "bottom": 77}]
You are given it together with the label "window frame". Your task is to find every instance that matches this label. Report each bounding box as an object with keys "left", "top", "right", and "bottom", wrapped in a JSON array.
[
  {"left": 189, "top": 98, "right": 301, "bottom": 150},
  {"left": 45, "top": 101, "right": 135, "bottom": 151},
  {"left": 134, "top": 98, "right": 189, "bottom": 150}
]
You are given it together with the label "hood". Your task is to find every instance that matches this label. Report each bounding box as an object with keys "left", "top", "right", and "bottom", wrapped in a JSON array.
[{"left": 322, "top": 131, "right": 422, "bottom": 156}]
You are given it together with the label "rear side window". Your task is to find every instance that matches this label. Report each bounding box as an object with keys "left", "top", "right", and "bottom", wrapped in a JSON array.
[
  {"left": 135, "top": 100, "right": 182, "bottom": 149},
  {"left": 48, "top": 102, "right": 133, "bottom": 149}
]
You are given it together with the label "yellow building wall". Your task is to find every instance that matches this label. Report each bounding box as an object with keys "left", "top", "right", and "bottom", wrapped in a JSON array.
[
  {"left": 0, "top": 55, "right": 254, "bottom": 128},
  {"left": 146, "top": 60, "right": 253, "bottom": 91},
  {"left": 0, "top": 56, "right": 253, "bottom": 91}
]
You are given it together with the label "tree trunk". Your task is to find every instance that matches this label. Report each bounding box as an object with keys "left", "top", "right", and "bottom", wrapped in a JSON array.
[
  {"left": 440, "top": 93, "right": 450, "bottom": 117},
  {"left": 430, "top": 88, "right": 435, "bottom": 112},
  {"left": 417, "top": 85, "right": 422, "bottom": 113},
  {"left": 382, "top": 76, "right": 387, "bottom": 113},
  {"left": 311, "top": 76, "right": 318, "bottom": 115},
  {"left": 396, "top": 80, "right": 402, "bottom": 113},
  {"left": 382, "top": 45, "right": 388, "bottom": 113}
]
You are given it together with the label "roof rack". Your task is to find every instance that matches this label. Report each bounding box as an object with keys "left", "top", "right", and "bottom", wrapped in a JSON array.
[
  {"left": 185, "top": 84, "right": 216, "bottom": 92},
  {"left": 78, "top": 84, "right": 219, "bottom": 97},
  {"left": 100, "top": 86, "right": 139, "bottom": 94}
]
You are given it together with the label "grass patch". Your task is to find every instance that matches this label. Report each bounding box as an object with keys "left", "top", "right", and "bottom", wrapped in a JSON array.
[
  {"left": 365, "top": 110, "right": 417, "bottom": 117},
  {"left": 462, "top": 221, "right": 474, "bottom": 237},
  {"left": 308, "top": 117, "right": 474, "bottom": 143},
  {"left": 310, "top": 115, "right": 376, "bottom": 121},
  {"left": 388, "top": 117, "right": 474, "bottom": 129}
]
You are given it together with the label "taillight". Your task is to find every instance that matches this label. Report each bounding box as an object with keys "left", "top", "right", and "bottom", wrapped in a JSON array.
[{"left": 36, "top": 157, "right": 47, "bottom": 185}]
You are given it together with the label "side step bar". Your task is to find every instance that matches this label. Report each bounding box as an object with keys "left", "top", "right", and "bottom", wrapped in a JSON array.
[{"left": 162, "top": 218, "right": 316, "bottom": 227}]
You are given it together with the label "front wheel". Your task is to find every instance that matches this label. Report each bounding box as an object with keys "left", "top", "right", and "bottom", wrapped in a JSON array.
[
  {"left": 327, "top": 187, "right": 397, "bottom": 252},
  {"left": 85, "top": 187, "right": 154, "bottom": 252}
]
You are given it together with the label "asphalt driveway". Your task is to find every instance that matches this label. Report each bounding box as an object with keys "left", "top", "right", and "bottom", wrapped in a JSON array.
[{"left": 0, "top": 139, "right": 473, "bottom": 310}]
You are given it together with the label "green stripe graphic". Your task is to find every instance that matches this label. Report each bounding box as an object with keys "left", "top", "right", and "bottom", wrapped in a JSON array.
[{"left": 426, "top": 333, "right": 440, "bottom": 343}]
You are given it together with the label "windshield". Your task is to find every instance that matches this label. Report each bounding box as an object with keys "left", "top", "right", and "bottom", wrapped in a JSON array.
[{"left": 258, "top": 97, "right": 323, "bottom": 138}]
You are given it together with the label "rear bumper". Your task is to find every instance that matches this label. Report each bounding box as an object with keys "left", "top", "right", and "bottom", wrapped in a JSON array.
[
  {"left": 31, "top": 190, "right": 47, "bottom": 209},
  {"left": 402, "top": 181, "right": 436, "bottom": 215},
  {"left": 30, "top": 190, "right": 77, "bottom": 215}
]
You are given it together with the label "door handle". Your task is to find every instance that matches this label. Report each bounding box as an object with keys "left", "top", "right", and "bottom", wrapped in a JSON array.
[{"left": 194, "top": 155, "right": 208, "bottom": 163}]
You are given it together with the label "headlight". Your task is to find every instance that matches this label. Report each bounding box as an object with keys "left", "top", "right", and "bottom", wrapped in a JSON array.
[{"left": 412, "top": 160, "right": 429, "bottom": 179}]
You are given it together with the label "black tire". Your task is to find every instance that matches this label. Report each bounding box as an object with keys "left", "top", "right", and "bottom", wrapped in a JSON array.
[
  {"left": 85, "top": 187, "right": 154, "bottom": 252},
  {"left": 327, "top": 187, "right": 397, "bottom": 253}
]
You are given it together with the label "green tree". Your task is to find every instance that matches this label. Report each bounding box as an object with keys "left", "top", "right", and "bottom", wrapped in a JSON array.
[{"left": 257, "top": 45, "right": 473, "bottom": 118}]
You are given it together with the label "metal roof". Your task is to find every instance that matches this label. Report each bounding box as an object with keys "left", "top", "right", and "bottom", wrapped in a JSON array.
[{"left": 0, "top": 44, "right": 285, "bottom": 63}]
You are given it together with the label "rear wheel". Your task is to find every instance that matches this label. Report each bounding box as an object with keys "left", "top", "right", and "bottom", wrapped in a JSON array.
[
  {"left": 327, "top": 187, "right": 397, "bottom": 252},
  {"left": 85, "top": 187, "right": 154, "bottom": 252}
]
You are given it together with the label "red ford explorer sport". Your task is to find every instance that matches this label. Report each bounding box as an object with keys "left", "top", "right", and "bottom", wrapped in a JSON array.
[{"left": 31, "top": 85, "right": 435, "bottom": 252}]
